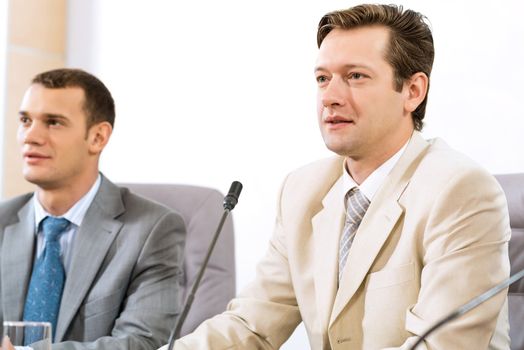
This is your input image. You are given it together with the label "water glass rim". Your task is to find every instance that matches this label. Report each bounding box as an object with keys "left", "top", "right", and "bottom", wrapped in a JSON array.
[{"left": 3, "top": 321, "right": 51, "bottom": 327}]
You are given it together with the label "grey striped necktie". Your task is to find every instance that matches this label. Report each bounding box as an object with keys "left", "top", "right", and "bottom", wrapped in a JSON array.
[{"left": 339, "top": 187, "right": 370, "bottom": 282}]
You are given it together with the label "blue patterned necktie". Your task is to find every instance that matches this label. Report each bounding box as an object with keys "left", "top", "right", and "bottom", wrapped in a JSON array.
[
  {"left": 339, "top": 188, "right": 370, "bottom": 282},
  {"left": 23, "top": 216, "right": 69, "bottom": 342}
]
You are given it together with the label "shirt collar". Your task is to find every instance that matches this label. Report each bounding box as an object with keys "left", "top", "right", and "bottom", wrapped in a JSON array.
[
  {"left": 342, "top": 139, "right": 409, "bottom": 201},
  {"left": 33, "top": 174, "right": 102, "bottom": 231}
]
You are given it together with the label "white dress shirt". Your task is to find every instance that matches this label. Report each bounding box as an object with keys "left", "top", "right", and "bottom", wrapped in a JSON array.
[{"left": 342, "top": 139, "right": 409, "bottom": 202}]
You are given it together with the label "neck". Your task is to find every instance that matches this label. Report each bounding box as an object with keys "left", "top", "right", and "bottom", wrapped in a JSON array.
[
  {"left": 36, "top": 173, "right": 99, "bottom": 216},
  {"left": 345, "top": 160, "right": 379, "bottom": 185},
  {"left": 346, "top": 130, "right": 413, "bottom": 184}
]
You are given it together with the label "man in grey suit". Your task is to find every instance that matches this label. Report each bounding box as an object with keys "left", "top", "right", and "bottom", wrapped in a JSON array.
[{"left": 0, "top": 68, "right": 185, "bottom": 349}]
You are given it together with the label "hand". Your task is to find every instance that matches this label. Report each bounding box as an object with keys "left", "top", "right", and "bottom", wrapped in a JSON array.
[{"left": 1, "top": 336, "right": 15, "bottom": 350}]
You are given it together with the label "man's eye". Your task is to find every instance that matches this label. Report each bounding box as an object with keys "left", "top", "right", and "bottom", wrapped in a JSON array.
[
  {"left": 349, "top": 72, "right": 364, "bottom": 80},
  {"left": 316, "top": 75, "right": 328, "bottom": 84},
  {"left": 19, "top": 116, "right": 31, "bottom": 125},
  {"left": 48, "top": 119, "right": 61, "bottom": 126}
]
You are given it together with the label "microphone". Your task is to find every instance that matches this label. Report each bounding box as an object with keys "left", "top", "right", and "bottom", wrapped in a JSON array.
[
  {"left": 166, "top": 181, "right": 243, "bottom": 350},
  {"left": 223, "top": 181, "right": 243, "bottom": 210},
  {"left": 409, "top": 267, "right": 524, "bottom": 349}
]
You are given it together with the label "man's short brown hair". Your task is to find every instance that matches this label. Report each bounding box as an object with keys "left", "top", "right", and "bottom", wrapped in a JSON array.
[{"left": 32, "top": 68, "right": 115, "bottom": 129}]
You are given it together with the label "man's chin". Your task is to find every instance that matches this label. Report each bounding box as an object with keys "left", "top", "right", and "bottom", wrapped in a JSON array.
[
  {"left": 23, "top": 171, "right": 54, "bottom": 188},
  {"left": 322, "top": 134, "right": 362, "bottom": 157},
  {"left": 324, "top": 142, "right": 352, "bottom": 157}
]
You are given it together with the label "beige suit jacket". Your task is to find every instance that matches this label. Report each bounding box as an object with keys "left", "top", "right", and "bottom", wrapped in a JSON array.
[{"left": 173, "top": 132, "right": 511, "bottom": 350}]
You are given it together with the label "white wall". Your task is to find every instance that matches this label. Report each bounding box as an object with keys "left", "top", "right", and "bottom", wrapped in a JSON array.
[
  {"left": 0, "top": 0, "right": 9, "bottom": 197},
  {"left": 67, "top": 1, "right": 524, "bottom": 348}
]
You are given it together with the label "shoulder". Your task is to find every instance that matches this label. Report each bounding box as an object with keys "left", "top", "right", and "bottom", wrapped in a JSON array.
[
  {"left": 95, "top": 176, "right": 185, "bottom": 227},
  {"left": 403, "top": 137, "right": 506, "bottom": 222},
  {"left": 274, "top": 156, "right": 344, "bottom": 218},
  {"left": 118, "top": 183, "right": 224, "bottom": 226},
  {"left": 0, "top": 193, "right": 33, "bottom": 224},
  {"left": 282, "top": 156, "right": 344, "bottom": 196},
  {"left": 119, "top": 187, "right": 186, "bottom": 227},
  {"left": 120, "top": 187, "right": 173, "bottom": 213},
  {"left": 415, "top": 138, "right": 499, "bottom": 190}
]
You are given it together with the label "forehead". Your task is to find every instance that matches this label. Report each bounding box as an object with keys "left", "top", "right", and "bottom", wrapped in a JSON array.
[
  {"left": 316, "top": 26, "right": 391, "bottom": 68},
  {"left": 20, "top": 84, "right": 86, "bottom": 116}
]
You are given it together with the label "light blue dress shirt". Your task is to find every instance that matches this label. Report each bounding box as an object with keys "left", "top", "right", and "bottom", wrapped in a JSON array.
[{"left": 32, "top": 174, "right": 101, "bottom": 273}]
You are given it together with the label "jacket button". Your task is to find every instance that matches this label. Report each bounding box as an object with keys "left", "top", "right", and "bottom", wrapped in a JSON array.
[{"left": 337, "top": 337, "right": 351, "bottom": 344}]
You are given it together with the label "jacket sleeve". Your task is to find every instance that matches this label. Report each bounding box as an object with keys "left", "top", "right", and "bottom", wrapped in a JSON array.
[
  {"left": 383, "top": 169, "right": 511, "bottom": 350},
  {"left": 172, "top": 177, "right": 302, "bottom": 350}
]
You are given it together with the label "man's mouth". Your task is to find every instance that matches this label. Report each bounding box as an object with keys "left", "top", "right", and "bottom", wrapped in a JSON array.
[
  {"left": 325, "top": 116, "right": 354, "bottom": 126},
  {"left": 23, "top": 152, "right": 51, "bottom": 163}
]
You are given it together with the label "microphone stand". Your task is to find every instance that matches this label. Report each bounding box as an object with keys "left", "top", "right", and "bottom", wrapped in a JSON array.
[{"left": 166, "top": 181, "right": 242, "bottom": 350}]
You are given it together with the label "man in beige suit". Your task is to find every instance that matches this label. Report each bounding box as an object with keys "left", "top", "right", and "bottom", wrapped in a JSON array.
[{"left": 166, "top": 4, "right": 510, "bottom": 349}]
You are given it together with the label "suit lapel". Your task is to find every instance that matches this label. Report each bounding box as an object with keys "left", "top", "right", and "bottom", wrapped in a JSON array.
[
  {"left": 55, "top": 176, "right": 125, "bottom": 341},
  {"left": 1, "top": 198, "right": 35, "bottom": 321},
  {"left": 330, "top": 196, "right": 403, "bottom": 323},
  {"left": 312, "top": 176, "right": 345, "bottom": 332},
  {"left": 330, "top": 132, "right": 431, "bottom": 325}
]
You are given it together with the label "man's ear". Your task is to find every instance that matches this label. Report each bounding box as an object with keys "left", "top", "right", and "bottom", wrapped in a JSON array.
[
  {"left": 404, "top": 72, "right": 429, "bottom": 113},
  {"left": 87, "top": 121, "right": 112, "bottom": 155}
]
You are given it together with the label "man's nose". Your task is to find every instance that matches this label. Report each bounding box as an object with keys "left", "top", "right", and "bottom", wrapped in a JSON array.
[
  {"left": 19, "top": 121, "right": 45, "bottom": 145},
  {"left": 321, "top": 78, "right": 346, "bottom": 107}
]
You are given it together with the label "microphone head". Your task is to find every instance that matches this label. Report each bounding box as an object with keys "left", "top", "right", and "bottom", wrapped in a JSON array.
[{"left": 223, "top": 181, "right": 243, "bottom": 210}]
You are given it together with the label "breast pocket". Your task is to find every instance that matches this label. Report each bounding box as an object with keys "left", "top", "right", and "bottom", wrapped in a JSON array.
[
  {"left": 365, "top": 262, "right": 415, "bottom": 290},
  {"left": 361, "top": 263, "right": 417, "bottom": 345},
  {"left": 81, "top": 287, "right": 125, "bottom": 319}
]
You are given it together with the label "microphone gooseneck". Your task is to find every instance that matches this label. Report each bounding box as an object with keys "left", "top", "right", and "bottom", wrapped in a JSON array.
[
  {"left": 166, "top": 181, "right": 243, "bottom": 350},
  {"left": 409, "top": 267, "right": 524, "bottom": 349}
]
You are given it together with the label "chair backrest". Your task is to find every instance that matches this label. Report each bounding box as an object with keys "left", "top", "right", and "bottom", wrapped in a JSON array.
[
  {"left": 120, "top": 183, "right": 236, "bottom": 337},
  {"left": 495, "top": 174, "right": 524, "bottom": 350}
]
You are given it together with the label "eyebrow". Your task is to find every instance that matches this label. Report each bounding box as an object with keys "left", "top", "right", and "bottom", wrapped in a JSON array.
[
  {"left": 19, "top": 111, "right": 69, "bottom": 121},
  {"left": 314, "top": 63, "right": 373, "bottom": 73}
]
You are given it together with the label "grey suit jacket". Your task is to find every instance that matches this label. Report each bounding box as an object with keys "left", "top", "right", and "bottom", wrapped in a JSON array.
[{"left": 0, "top": 175, "right": 186, "bottom": 350}]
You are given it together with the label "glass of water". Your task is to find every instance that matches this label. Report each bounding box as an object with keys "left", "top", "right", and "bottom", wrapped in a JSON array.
[{"left": 2, "top": 321, "right": 51, "bottom": 350}]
